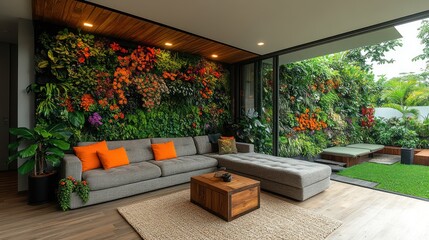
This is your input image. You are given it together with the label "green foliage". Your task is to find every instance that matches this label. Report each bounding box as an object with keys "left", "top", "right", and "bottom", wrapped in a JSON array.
[
  {"left": 9, "top": 123, "right": 72, "bottom": 176},
  {"left": 57, "top": 176, "right": 90, "bottom": 211},
  {"left": 344, "top": 39, "right": 403, "bottom": 71},
  {"left": 379, "top": 75, "right": 429, "bottom": 115},
  {"left": 413, "top": 19, "right": 429, "bottom": 67},
  {"left": 237, "top": 109, "right": 272, "bottom": 153},
  {"left": 371, "top": 117, "right": 422, "bottom": 148},
  {"left": 338, "top": 162, "right": 429, "bottom": 199},
  {"left": 34, "top": 28, "right": 231, "bottom": 142},
  {"left": 275, "top": 53, "right": 375, "bottom": 158},
  {"left": 155, "top": 50, "right": 187, "bottom": 72},
  {"left": 279, "top": 133, "right": 324, "bottom": 159}
]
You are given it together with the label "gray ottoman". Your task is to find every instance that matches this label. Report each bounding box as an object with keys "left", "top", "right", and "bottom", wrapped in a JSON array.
[{"left": 208, "top": 153, "right": 331, "bottom": 201}]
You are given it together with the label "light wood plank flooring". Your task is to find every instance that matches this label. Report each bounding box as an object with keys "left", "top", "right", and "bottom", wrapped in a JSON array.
[{"left": 1, "top": 171, "right": 429, "bottom": 240}]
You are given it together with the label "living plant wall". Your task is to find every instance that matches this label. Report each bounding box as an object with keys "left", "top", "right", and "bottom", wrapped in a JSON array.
[
  {"left": 258, "top": 54, "right": 377, "bottom": 158},
  {"left": 33, "top": 28, "right": 231, "bottom": 143}
]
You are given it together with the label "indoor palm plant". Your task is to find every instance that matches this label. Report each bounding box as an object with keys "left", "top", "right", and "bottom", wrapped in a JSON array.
[{"left": 8, "top": 123, "right": 72, "bottom": 204}]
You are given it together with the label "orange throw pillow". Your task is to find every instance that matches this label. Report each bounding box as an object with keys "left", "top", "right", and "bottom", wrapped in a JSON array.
[
  {"left": 97, "top": 147, "right": 130, "bottom": 170},
  {"left": 73, "top": 141, "right": 108, "bottom": 172},
  {"left": 151, "top": 141, "right": 177, "bottom": 161}
]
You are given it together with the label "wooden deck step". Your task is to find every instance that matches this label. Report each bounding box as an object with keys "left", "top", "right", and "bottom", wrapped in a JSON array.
[{"left": 315, "top": 159, "right": 347, "bottom": 167}]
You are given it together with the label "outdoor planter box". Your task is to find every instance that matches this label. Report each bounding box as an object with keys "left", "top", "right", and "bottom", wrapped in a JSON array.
[{"left": 380, "top": 146, "right": 401, "bottom": 155}]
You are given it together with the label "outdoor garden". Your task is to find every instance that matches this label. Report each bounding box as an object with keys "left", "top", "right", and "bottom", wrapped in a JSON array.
[
  {"left": 244, "top": 19, "right": 429, "bottom": 159},
  {"left": 239, "top": 19, "right": 429, "bottom": 199}
]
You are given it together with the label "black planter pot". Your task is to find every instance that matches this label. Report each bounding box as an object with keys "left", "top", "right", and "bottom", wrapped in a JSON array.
[
  {"left": 400, "top": 148, "right": 414, "bottom": 165},
  {"left": 28, "top": 171, "right": 59, "bottom": 205}
]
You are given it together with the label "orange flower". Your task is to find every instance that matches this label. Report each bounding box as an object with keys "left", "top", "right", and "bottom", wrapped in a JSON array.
[{"left": 80, "top": 94, "right": 95, "bottom": 112}]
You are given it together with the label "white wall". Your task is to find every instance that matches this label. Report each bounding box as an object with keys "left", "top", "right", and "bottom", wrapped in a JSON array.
[
  {"left": 16, "top": 18, "right": 34, "bottom": 191},
  {"left": 375, "top": 107, "right": 429, "bottom": 121}
]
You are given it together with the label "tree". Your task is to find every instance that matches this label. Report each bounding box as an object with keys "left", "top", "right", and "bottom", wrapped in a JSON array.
[
  {"left": 345, "top": 39, "right": 403, "bottom": 72},
  {"left": 380, "top": 75, "right": 429, "bottom": 117},
  {"left": 413, "top": 19, "right": 429, "bottom": 68}
]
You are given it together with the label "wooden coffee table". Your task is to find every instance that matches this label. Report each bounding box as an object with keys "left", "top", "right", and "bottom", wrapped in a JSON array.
[{"left": 190, "top": 172, "right": 260, "bottom": 221}]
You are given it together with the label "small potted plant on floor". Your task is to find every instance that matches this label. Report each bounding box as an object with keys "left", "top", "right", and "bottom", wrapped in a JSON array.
[{"left": 8, "top": 123, "right": 71, "bottom": 204}]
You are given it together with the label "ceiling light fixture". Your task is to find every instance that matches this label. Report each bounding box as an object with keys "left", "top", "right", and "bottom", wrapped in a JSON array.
[
  {"left": 83, "top": 22, "right": 93, "bottom": 27},
  {"left": 211, "top": 54, "right": 218, "bottom": 58},
  {"left": 257, "top": 42, "right": 265, "bottom": 46},
  {"left": 165, "top": 42, "right": 173, "bottom": 46}
]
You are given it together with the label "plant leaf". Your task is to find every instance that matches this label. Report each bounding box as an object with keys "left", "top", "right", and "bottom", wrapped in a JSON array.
[
  {"left": 18, "top": 159, "right": 35, "bottom": 175},
  {"left": 47, "top": 147, "right": 65, "bottom": 158},
  {"left": 38, "top": 60, "right": 49, "bottom": 69},
  {"left": 49, "top": 139, "right": 70, "bottom": 150},
  {"left": 8, "top": 141, "right": 21, "bottom": 151},
  {"left": 9, "top": 128, "right": 35, "bottom": 140},
  {"left": 68, "top": 111, "right": 85, "bottom": 128},
  {"left": 46, "top": 154, "right": 61, "bottom": 167},
  {"left": 8, "top": 152, "right": 19, "bottom": 164},
  {"left": 18, "top": 144, "right": 38, "bottom": 158}
]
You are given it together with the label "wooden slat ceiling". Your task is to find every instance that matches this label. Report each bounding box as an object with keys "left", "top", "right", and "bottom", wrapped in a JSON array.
[{"left": 32, "top": 0, "right": 259, "bottom": 64}]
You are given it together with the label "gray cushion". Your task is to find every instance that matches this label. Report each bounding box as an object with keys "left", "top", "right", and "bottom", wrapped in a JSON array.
[
  {"left": 149, "top": 155, "right": 218, "bottom": 177},
  {"left": 82, "top": 162, "right": 161, "bottom": 191},
  {"left": 151, "top": 137, "right": 197, "bottom": 157},
  {"left": 209, "top": 153, "right": 331, "bottom": 188},
  {"left": 193, "top": 135, "right": 213, "bottom": 154},
  {"left": 77, "top": 139, "right": 154, "bottom": 162},
  {"left": 346, "top": 143, "right": 384, "bottom": 152},
  {"left": 322, "top": 146, "right": 370, "bottom": 157}
]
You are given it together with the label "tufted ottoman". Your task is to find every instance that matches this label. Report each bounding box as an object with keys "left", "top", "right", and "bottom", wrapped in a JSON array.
[{"left": 208, "top": 153, "right": 331, "bottom": 201}]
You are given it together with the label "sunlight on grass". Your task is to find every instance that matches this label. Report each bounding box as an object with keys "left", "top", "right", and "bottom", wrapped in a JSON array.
[{"left": 338, "top": 162, "right": 429, "bottom": 199}]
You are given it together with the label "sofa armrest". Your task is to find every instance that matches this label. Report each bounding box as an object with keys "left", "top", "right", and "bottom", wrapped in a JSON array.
[
  {"left": 236, "top": 142, "right": 254, "bottom": 153},
  {"left": 61, "top": 154, "right": 82, "bottom": 181}
]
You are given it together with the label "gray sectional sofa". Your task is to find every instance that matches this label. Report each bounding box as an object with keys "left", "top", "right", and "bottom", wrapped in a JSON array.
[{"left": 62, "top": 135, "right": 331, "bottom": 209}]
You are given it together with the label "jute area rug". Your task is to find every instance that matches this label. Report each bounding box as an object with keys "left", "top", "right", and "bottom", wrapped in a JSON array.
[{"left": 118, "top": 190, "right": 341, "bottom": 240}]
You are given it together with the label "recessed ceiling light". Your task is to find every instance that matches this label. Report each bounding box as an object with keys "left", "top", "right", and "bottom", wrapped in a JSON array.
[
  {"left": 211, "top": 54, "right": 218, "bottom": 58},
  {"left": 165, "top": 42, "right": 173, "bottom": 46},
  {"left": 257, "top": 42, "right": 265, "bottom": 46},
  {"left": 83, "top": 22, "right": 93, "bottom": 27}
]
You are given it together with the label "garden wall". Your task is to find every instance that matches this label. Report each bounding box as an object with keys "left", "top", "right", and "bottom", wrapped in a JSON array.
[{"left": 33, "top": 26, "right": 231, "bottom": 143}]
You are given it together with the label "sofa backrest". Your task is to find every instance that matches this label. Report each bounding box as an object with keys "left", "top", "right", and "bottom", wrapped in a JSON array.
[
  {"left": 151, "top": 137, "right": 197, "bottom": 157},
  {"left": 77, "top": 139, "right": 154, "bottom": 163},
  {"left": 193, "top": 135, "right": 213, "bottom": 154}
]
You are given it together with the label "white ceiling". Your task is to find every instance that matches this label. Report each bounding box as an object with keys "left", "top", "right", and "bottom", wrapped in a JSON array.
[
  {"left": 0, "top": 0, "right": 32, "bottom": 20},
  {"left": 0, "top": 0, "right": 32, "bottom": 44},
  {"left": 87, "top": 0, "right": 429, "bottom": 55}
]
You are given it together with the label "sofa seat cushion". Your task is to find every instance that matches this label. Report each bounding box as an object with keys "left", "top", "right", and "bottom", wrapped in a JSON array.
[
  {"left": 149, "top": 155, "right": 218, "bottom": 177},
  {"left": 82, "top": 162, "right": 162, "bottom": 191},
  {"left": 209, "top": 153, "right": 331, "bottom": 188}
]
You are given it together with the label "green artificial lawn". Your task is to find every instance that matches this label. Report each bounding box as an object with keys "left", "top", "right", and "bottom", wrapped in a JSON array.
[{"left": 338, "top": 162, "right": 429, "bottom": 199}]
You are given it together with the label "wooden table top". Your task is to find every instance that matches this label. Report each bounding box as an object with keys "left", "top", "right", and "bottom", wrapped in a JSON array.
[{"left": 191, "top": 172, "right": 260, "bottom": 194}]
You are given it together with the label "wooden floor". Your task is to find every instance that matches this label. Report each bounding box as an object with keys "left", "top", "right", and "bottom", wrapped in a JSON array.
[{"left": 1, "top": 171, "right": 429, "bottom": 240}]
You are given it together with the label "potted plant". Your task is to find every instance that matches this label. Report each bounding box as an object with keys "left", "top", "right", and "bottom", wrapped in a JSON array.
[
  {"left": 8, "top": 123, "right": 71, "bottom": 204},
  {"left": 397, "top": 128, "right": 418, "bottom": 165}
]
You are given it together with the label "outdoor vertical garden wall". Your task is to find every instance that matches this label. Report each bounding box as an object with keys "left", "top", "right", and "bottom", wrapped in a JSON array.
[
  {"left": 33, "top": 27, "right": 231, "bottom": 143},
  {"left": 255, "top": 55, "right": 377, "bottom": 158}
]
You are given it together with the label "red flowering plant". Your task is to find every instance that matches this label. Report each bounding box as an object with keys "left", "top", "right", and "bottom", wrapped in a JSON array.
[
  {"left": 361, "top": 106, "right": 375, "bottom": 128},
  {"left": 57, "top": 176, "right": 90, "bottom": 211}
]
